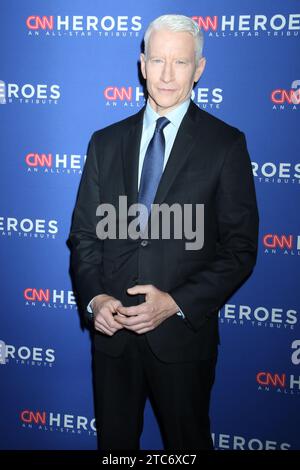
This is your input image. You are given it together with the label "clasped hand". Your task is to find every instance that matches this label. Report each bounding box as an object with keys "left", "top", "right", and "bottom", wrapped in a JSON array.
[{"left": 92, "top": 285, "right": 179, "bottom": 336}]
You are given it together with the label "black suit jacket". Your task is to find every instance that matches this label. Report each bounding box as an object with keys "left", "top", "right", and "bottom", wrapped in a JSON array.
[{"left": 69, "top": 101, "right": 259, "bottom": 362}]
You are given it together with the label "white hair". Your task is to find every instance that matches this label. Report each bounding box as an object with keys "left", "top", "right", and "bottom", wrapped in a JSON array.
[{"left": 144, "top": 14, "right": 204, "bottom": 63}]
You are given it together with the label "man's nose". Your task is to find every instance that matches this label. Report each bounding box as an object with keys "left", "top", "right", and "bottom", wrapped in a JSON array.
[{"left": 161, "top": 63, "right": 173, "bottom": 82}]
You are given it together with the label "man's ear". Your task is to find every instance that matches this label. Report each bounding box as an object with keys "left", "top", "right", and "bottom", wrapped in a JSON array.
[
  {"left": 194, "top": 57, "right": 206, "bottom": 83},
  {"left": 140, "top": 53, "right": 147, "bottom": 80}
]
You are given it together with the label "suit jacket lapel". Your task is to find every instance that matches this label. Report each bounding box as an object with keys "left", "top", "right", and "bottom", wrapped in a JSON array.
[{"left": 121, "top": 107, "right": 145, "bottom": 208}]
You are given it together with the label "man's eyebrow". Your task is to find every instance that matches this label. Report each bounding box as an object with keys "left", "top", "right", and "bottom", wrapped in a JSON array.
[{"left": 148, "top": 55, "right": 191, "bottom": 60}]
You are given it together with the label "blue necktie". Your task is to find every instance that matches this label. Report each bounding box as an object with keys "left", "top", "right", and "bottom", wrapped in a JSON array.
[{"left": 138, "top": 117, "right": 170, "bottom": 231}]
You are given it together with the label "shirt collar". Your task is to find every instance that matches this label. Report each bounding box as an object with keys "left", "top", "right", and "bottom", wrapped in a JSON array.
[{"left": 144, "top": 98, "right": 190, "bottom": 130}]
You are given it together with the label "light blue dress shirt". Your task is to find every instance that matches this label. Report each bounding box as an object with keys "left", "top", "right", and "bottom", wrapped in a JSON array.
[{"left": 88, "top": 99, "right": 190, "bottom": 318}]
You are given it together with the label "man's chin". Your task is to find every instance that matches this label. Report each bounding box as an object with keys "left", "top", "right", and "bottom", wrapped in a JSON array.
[{"left": 150, "top": 97, "right": 180, "bottom": 113}]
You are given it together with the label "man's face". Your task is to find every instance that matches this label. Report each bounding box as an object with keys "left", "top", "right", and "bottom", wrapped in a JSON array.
[{"left": 140, "top": 28, "right": 206, "bottom": 116}]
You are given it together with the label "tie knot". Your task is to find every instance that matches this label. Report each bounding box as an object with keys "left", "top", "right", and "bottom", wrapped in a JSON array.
[{"left": 155, "top": 116, "right": 170, "bottom": 133}]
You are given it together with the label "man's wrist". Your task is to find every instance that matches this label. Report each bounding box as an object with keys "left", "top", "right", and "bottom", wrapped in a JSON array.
[{"left": 87, "top": 293, "right": 114, "bottom": 315}]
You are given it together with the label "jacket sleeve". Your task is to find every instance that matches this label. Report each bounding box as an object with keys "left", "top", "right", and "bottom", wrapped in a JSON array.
[
  {"left": 169, "top": 132, "right": 259, "bottom": 332},
  {"left": 69, "top": 133, "right": 105, "bottom": 311}
]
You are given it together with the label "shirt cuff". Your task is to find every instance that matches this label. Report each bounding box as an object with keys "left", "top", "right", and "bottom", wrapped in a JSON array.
[
  {"left": 87, "top": 297, "right": 97, "bottom": 315},
  {"left": 176, "top": 309, "right": 185, "bottom": 319}
]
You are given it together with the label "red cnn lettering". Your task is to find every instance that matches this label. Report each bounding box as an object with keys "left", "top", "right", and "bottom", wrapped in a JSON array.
[
  {"left": 104, "top": 87, "right": 132, "bottom": 101},
  {"left": 271, "top": 89, "right": 298, "bottom": 104},
  {"left": 257, "top": 372, "right": 286, "bottom": 388},
  {"left": 20, "top": 410, "right": 46, "bottom": 425},
  {"left": 25, "top": 153, "right": 52, "bottom": 168},
  {"left": 24, "top": 288, "right": 50, "bottom": 302},
  {"left": 26, "top": 16, "right": 54, "bottom": 30},
  {"left": 191, "top": 16, "right": 218, "bottom": 31},
  {"left": 263, "top": 234, "right": 293, "bottom": 249}
]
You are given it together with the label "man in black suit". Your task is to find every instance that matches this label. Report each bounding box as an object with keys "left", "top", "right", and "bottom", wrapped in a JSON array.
[{"left": 69, "top": 14, "right": 259, "bottom": 450}]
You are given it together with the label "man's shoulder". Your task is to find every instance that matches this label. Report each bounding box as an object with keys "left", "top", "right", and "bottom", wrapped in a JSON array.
[
  {"left": 91, "top": 108, "right": 144, "bottom": 143},
  {"left": 191, "top": 102, "right": 243, "bottom": 142}
]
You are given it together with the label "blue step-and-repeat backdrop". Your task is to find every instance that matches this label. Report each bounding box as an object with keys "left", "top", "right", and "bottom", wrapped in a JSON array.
[{"left": 0, "top": 0, "right": 299, "bottom": 450}]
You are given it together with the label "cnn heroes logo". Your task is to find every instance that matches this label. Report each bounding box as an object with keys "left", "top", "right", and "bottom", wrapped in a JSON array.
[
  {"left": 0, "top": 217, "right": 58, "bottom": 239},
  {"left": 257, "top": 371, "right": 300, "bottom": 396},
  {"left": 271, "top": 80, "right": 300, "bottom": 111},
  {"left": 26, "top": 15, "right": 142, "bottom": 38},
  {"left": 20, "top": 409, "right": 96, "bottom": 436},
  {"left": 25, "top": 152, "right": 86, "bottom": 175},
  {"left": 252, "top": 161, "right": 300, "bottom": 185},
  {"left": 0, "top": 81, "right": 60, "bottom": 105},
  {"left": 103, "top": 85, "right": 223, "bottom": 110},
  {"left": 219, "top": 304, "right": 297, "bottom": 330},
  {"left": 0, "top": 340, "right": 55, "bottom": 368},
  {"left": 256, "top": 341, "right": 300, "bottom": 396},
  {"left": 192, "top": 13, "right": 300, "bottom": 38},
  {"left": 24, "top": 288, "right": 77, "bottom": 311},
  {"left": 262, "top": 234, "right": 300, "bottom": 256},
  {"left": 212, "top": 432, "right": 290, "bottom": 450}
]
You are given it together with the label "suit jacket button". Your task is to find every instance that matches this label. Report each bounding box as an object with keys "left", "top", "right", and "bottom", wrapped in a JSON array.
[{"left": 141, "top": 240, "right": 148, "bottom": 247}]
